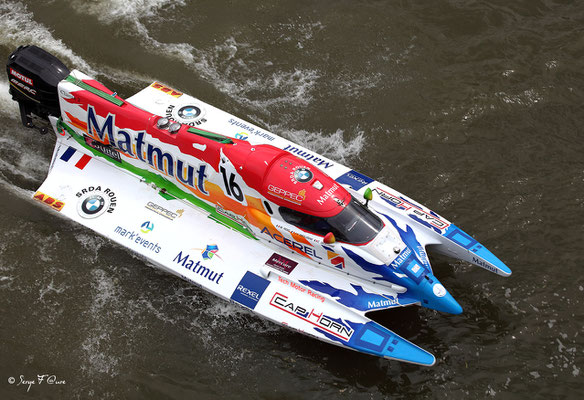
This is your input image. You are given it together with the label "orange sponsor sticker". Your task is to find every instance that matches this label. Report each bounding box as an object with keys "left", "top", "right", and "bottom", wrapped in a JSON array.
[
  {"left": 33, "top": 191, "right": 65, "bottom": 212},
  {"left": 150, "top": 81, "right": 183, "bottom": 98}
]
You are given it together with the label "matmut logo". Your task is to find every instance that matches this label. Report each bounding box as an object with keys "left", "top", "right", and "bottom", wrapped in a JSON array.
[
  {"left": 85, "top": 106, "right": 208, "bottom": 193},
  {"left": 10, "top": 68, "right": 33, "bottom": 85}
]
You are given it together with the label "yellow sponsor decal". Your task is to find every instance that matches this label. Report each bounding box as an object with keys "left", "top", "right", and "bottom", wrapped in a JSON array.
[
  {"left": 33, "top": 191, "right": 65, "bottom": 211},
  {"left": 150, "top": 81, "right": 183, "bottom": 98}
]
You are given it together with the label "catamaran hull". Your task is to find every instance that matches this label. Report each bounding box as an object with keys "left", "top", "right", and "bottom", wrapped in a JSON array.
[{"left": 8, "top": 45, "right": 511, "bottom": 366}]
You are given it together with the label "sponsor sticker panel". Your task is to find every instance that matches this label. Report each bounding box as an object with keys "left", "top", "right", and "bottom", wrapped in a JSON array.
[
  {"left": 84, "top": 136, "right": 121, "bottom": 163},
  {"left": 374, "top": 187, "right": 450, "bottom": 231},
  {"left": 113, "top": 224, "right": 161, "bottom": 253},
  {"left": 76, "top": 185, "right": 117, "bottom": 218},
  {"left": 265, "top": 253, "right": 298, "bottom": 275},
  {"left": 173, "top": 250, "right": 225, "bottom": 285},
  {"left": 230, "top": 271, "right": 271, "bottom": 310},
  {"left": 145, "top": 201, "right": 184, "bottom": 221},
  {"left": 33, "top": 191, "right": 65, "bottom": 212},
  {"left": 150, "top": 82, "right": 182, "bottom": 98},
  {"left": 335, "top": 170, "right": 373, "bottom": 190},
  {"left": 269, "top": 292, "right": 353, "bottom": 341}
]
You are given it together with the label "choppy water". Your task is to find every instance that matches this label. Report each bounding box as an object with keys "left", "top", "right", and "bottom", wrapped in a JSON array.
[{"left": 1, "top": 0, "right": 583, "bottom": 398}]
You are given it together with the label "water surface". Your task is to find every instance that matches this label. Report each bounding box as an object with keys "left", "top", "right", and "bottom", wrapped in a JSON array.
[{"left": 0, "top": 1, "right": 582, "bottom": 398}]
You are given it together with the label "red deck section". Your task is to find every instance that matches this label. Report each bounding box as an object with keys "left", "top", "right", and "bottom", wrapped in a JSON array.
[
  {"left": 68, "top": 79, "right": 350, "bottom": 218},
  {"left": 223, "top": 143, "right": 351, "bottom": 217}
]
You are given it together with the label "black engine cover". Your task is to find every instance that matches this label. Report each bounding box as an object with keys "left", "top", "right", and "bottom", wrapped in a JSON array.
[{"left": 6, "top": 45, "right": 70, "bottom": 128}]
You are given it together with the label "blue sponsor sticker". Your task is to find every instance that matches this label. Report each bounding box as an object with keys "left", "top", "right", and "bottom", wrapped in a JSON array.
[
  {"left": 406, "top": 260, "right": 424, "bottom": 279},
  {"left": 353, "top": 323, "right": 391, "bottom": 353},
  {"left": 231, "top": 271, "right": 270, "bottom": 310},
  {"left": 445, "top": 227, "right": 478, "bottom": 249},
  {"left": 397, "top": 256, "right": 426, "bottom": 284},
  {"left": 335, "top": 170, "right": 374, "bottom": 190}
]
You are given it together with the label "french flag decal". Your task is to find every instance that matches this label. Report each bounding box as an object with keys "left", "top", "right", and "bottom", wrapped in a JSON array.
[{"left": 60, "top": 146, "right": 92, "bottom": 170}]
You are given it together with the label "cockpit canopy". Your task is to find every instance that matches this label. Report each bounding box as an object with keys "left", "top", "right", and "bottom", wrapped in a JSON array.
[{"left": 279, "top": 196, "right": 384, "bottom": 244}]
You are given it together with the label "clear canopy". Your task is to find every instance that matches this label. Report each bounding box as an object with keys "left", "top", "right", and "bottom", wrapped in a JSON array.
[{"left": 279, "top": 196, "right": 383, "bottom": 244}]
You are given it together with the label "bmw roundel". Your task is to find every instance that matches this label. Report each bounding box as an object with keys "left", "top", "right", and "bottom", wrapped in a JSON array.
[
  {"left": 81, "top": 195, "right": 104, "bottom": 216},
  {"left": 77, "top": 187, "right": 115, "bottom": 219},
  {"left": 177, "top": 105, "right": 201, "bottom": 120},
  {"left": 294, "top": 167, "right": 313, "bottom": 183}
]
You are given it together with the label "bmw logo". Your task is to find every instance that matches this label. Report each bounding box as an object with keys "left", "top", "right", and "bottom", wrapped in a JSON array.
[
  {"left": 177, "top": 105, "right": 201, "bottom": 120},
  {"left": 77, "top": 187, "right": 115, "bottom": 219},
  {"left": 294, "top": 168, "right": 313, "bottom": 183},
  {"left": 81, "top": 195, "right": 105, "bottom": 216}
]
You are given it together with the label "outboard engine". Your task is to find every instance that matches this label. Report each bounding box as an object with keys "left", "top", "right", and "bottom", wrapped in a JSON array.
[{"left": 6, "top": 45, "right": 69, "bottom": 133}]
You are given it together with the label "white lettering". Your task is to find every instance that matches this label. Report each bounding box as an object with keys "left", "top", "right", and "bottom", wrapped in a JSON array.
[{"left": 10, "top": 68, "right": 33, "bottom": 85}]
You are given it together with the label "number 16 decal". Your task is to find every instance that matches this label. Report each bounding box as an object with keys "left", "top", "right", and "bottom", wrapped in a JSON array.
[{"left": 220, "top": 166, "right": 244, "bottom": 202}]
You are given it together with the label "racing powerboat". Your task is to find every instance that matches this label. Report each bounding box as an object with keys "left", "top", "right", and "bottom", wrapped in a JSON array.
[{"left": 6, "top": 45, "right": 511, "bottom": 366}]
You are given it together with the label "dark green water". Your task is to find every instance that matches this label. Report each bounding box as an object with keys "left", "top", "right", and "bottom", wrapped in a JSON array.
[{"left": 1, "top": 0, "right": 582, "bottom": 398}]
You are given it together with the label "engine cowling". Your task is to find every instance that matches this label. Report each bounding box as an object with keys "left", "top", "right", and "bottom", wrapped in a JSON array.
[{"left": 6, "top": 45, "right": 70, "bottom": 130}]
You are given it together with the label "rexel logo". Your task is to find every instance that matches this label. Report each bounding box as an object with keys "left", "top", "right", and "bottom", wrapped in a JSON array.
[{"left": 230, "top": 271, "right": 270, "bottom": 310}]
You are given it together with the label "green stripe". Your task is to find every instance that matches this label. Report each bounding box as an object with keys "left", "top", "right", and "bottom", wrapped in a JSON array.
[
  {"left": 187, "top": 127, "right": 233, "bottom": 144},
  {"left": 57, "top": 119, "right": 256, "bottom": 239},
  {"left": 158, "top": 191, "right": 175, "bottom": 201},
  {"left": 65, "top": 75, "right": 124, "bottom": 106}
]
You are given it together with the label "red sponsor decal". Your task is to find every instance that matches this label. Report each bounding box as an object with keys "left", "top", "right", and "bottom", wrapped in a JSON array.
[
  {"left": 276, "top": 276, "right": 325, "bottom": 303},
  {"left": 150, "top": 82, "right": 183, "bottom": 98},
  {"left": 33, "top": 191, "right": 65, "bottom": 211},
  {"left": 328, "top": 253, "right": 345, "bottom": 269},
  {"left": 265, "top": 253, "right": 298, "bottom": 275},
  {"left": 267, "top": 184, "right": 305, "bottom": 205},
  {"left": 10, "top": 68, "right": 33, "bottom": 85}
]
